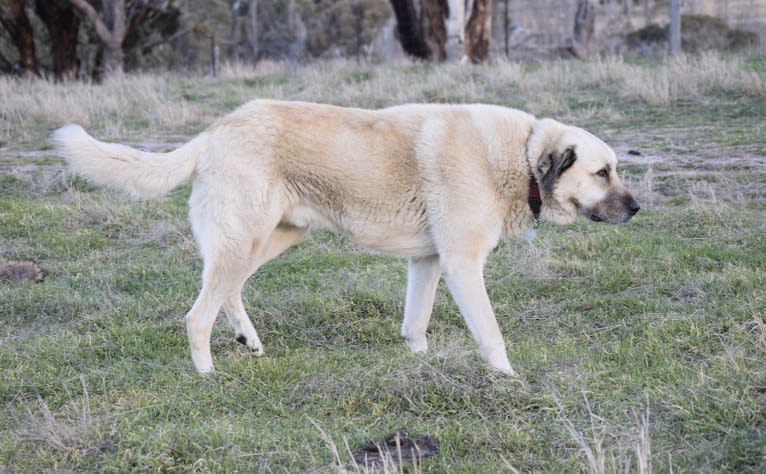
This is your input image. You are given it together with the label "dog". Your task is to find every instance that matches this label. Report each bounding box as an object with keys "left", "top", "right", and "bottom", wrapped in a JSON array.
[{"left": 53, "top": 100, "right": 639, "bottom": 376}]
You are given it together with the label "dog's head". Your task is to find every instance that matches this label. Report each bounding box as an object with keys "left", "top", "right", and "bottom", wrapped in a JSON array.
[{"left": 527, "top": 119, "right": 640, "bottom": 225}]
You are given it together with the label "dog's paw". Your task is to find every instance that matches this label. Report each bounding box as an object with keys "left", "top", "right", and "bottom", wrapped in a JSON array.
[
  {"left": 193, "top": 358, "right": 215, "bottom": 374},
  {"left": 235, "top": 334, "right": 265, "bottom": 357},
  {"left": 481, "top": 346, "right": 517, "bottom": 377},
  {"left": 493, "top": 364, "right": 518, "bottom": 378},
  {"left": 404, "top": 335, "right": 428, "bottom": 354}
]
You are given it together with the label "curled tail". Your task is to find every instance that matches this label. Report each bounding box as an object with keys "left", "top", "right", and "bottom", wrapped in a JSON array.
[{"left": 52, "top": 125, "right": 206, "bottom": 200}]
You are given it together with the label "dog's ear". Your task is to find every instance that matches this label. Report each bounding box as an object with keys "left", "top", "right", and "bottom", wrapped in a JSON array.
[
  {"left": 526, "top": 118, "right": 558, "bottom": 166},
  {"left": 540, "top": 146, "right": 577, "bottom": 194},
  {"left": 527, "top": 118, "right": 573, "bottom": 192}
]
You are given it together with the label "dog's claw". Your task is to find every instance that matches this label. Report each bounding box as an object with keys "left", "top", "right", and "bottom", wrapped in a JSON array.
[
  {"left": 236, "top": 334, "right": 265, "bottom": 357},
  {"left": 249, "top": 346, "right": 264, "bottom": 357}
]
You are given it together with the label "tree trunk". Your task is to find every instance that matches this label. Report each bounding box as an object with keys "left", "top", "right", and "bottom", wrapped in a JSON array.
[
  {"left": 464, "top": 0, "right": 492, "bottom": 63},
  {"left": 0, "top": 0, "right": 40, "bottom": 76},
  {"left": 389, "top": 0, "right": 431, "bottom": 60},
  {"left": 103, "top": 38, "right": 126, "bottom": 75},
  {"left": 422, "top": 0, "right": 449, "bottom": 61},
  {"left": 35, "top": 0, "right": 80, "bottom": 81},
  {"left": 572, "top": 0, "right": 595, "bottom": 58},
  {"left": 68, "top": 0, "right": 127, "bottom": 77}
]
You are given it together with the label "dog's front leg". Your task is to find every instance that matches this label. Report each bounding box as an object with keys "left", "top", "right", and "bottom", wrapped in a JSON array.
[
  {"left": 441, "top": 255, "right": 516, "bottom": 377},
  {"left": 401, "top": 255, "right": 441, "bottom": 353}
]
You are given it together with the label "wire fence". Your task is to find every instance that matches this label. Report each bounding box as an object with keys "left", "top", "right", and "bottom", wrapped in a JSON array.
[
  {"left": 684, "top": 0, "right": 766, "bottom": 35},
  {"left": 489, "top": 0, "right": 766, "bottom": 57}
]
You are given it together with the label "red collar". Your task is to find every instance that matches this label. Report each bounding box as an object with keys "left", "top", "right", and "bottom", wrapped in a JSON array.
[{"left": 528, "top": 175, "right": 542, "bottom": 221}]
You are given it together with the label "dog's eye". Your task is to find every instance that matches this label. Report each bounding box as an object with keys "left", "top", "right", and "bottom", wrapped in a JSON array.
[{"left": 596, "top": 169, "right": 609, "bottom": 179}]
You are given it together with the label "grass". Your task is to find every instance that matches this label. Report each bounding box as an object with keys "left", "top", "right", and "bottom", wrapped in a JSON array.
[{"left": 1, "top": 52, "right": 765, "bottom": 472}]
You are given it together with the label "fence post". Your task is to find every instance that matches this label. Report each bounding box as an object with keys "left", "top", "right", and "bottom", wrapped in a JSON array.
[
  {"left": 669, "top": 0, "right": 681, "bottom": 55},
  {"left": 209, "top": 34, "right": 219, "bottom": 77}
]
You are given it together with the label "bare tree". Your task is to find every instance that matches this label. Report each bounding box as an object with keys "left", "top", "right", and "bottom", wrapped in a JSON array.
[
  {"left": 67, "top": 0, "right": 182, "bottom": 78},
  {"left": 68, "top": 0, "right": 127, "bottom": 76},
  {"left": 464, "top": 0, "right": 491, "bottom": 63},
  {"left": 0, "top": 0, "right": 40, "bottom": 76}
]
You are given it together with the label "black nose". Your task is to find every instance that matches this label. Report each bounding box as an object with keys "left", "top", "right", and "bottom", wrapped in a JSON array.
[{"left": 628, "top": 199, "right": 641, "bottom": 215}]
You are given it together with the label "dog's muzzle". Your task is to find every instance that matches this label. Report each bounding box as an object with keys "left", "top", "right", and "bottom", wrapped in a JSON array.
[{"left": 588, "top": 195, "right": 640, "bottom": 223}]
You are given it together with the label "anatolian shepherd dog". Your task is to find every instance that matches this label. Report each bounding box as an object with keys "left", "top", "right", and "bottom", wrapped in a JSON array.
[{"left": 53, "top": 100, "right": 640, "bottom": 377}]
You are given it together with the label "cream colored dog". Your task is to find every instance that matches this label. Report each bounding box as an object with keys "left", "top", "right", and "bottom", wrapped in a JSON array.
[{"left": 53, "top": 100, "right": 639, "bottom": 376}]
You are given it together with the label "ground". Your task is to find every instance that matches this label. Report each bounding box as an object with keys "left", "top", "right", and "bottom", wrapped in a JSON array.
[{"left": 0, "top": 54, "right": 765, "bottom": 473}]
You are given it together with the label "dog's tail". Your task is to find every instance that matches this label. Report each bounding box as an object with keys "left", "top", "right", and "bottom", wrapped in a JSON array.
[{"left": 52, "top": 124, "right": 206, "bottom": 199}]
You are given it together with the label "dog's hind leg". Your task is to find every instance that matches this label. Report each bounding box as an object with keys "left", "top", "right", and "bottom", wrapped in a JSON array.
[
  {"left": 401, "top": 255, "right": 441, "bottom": 354},
  {"left": 186, "top": 221, "right": 305, "bottom": 373},
  {"left": 185, "top": 262, "right": 243, "bottom": 373},
  {"left": 223, "top": 224, "right": 306, "bottom": 357}
]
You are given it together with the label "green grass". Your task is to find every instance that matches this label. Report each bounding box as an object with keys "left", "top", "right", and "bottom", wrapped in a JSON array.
[{"left": 1, "top": 54, "right": 765, "bottom": 472}]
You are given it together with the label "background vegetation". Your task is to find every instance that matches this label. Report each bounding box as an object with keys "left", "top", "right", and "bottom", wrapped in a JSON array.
[
  {"left": 2, "top": 0, "right": 764, "bottom": 80},
  {"left": 1, "top": 52, "right": 765, "bottom": 472}
]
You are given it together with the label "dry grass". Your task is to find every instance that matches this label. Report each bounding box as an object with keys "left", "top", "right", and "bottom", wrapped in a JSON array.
[
  {"left": 621, "top": 165, "right": 658, "bottom": 209},
  {"left": 0, "top": 75, "right": 206, "bottom": 141},
  {"left": 556, "top": 392, "right": 653, "bottom": 474},
  {"left": 10, "top": 377, "right": 101, "bottom": 456},
  {"left": 310, "top": 418, "right": 424, "bottom": 474},
  {"left": 619, "top": 53, "right": 765, "bottom": 106},
  {"left": 1, "top": 52, "right": 761, "bottom": 147}
]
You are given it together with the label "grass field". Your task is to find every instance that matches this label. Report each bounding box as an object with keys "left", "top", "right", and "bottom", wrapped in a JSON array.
[{"left": 1, "top": 53, "right": 765, "bottom": 472}]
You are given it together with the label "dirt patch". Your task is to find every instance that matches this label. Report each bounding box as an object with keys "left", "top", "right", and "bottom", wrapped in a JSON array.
[
  {"left": 0, "top": 260, "right": 47, "bottom": 283},
  {"left": 352, "top": 428, "right": 440, "bottom": 468},
  {"left": 618, "top": 150, "right": 766, "bottom": 175},
  {"left": 618, "top": 151, "right": 667, "bottom": 166}
]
